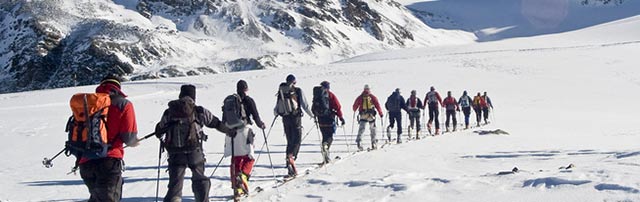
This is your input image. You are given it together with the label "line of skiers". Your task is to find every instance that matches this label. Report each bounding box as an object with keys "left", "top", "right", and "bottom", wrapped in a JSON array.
[{"left": 65, "top": 74, "right": 493, "bottom": 202}]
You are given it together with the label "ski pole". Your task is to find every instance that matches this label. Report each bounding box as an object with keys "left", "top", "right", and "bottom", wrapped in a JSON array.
[
  {"left": 260, "top": 128, "right": 279, "bottom": 188},
  {"left": 350, "top": 113, "right": 355, "bottom": 141},
  {"left": 254, "top": 116, "right": 278, "bottom": 164},
  {"left": 208, "top": 155, "right": 226, "bottom": 178},
  {"left": 341, "top": 125, "right": 351, "bottom": 153},
  {"left": 155, "top": 141, "right": 163, "bottom": 202},
  {"left": 313, "top": 117, "right": 324, "bottom": 158},
  {"left": 42, "top": 148, "right": 66, "bottom": 168},
  {"left": 125, "top": 122, "right": 176, "bottom": 149}
]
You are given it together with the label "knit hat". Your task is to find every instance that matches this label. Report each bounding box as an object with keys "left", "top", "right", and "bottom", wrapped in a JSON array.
[
  {"left": 395, "top": 88, "right": 400, "bottom": 93},
  {"left": 100, "top": 75, "right": 121, "bottom": 89},
  {"left": 463, "top": 90, "right": 468, "bottom": 95},
  {"left": 411, "top": 90, "right": 416, "bottom": 95},
  {"left": 320, "top": 81, "right": 330, "bottom": 89},
  {"left": 364, "top": 84, "right": 370, "bottom": 90},
  {"left": 179, "top": 84, "right": 196, "bottom": 100},
  {"left": 286, "top": 74, "right": 296, "bottom": 84},
  {"left": 430, "top": 86, "right": 435, "bottom": 91}
]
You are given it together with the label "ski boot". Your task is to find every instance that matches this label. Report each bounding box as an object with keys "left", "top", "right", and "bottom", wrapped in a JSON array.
[
  {"left": 321, "top": 142, "right": 331, "bottom": 164},
  {"left": 416, "top": 131, "right": 421, "bottom": 139},
  {"left": 465, "top": 124, "right": 469, "bottom": 130},
  {"left": 435, "top": 128, "right": 440, "bottom": 135},
  {"left": 453, "top": 126, "right": 457, "bottom": 132},
  {"left": 445, "top": 127, "right": 450, "bottom": 133},
  {"left": 396, "top": 134, "right": 402, "bottom": 144},
  {"left": 286, "top": 155, "right": 297, "bottom": 177},
  {"left": 235, "top": 172, "right": 249, "bottom": 197},
  {"left": 371, "top": 141, "right": 377, "bottom": 150},
  {"left": 357, "top": 141, "right": 363, "bottom": 151}
]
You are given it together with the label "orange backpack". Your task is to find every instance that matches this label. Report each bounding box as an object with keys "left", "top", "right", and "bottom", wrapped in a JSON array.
[{"left": 65, "top": 93, "right": 111, "bottom": 159}]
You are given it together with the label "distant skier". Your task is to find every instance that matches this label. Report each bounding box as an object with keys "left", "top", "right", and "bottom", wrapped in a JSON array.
[
  {"left": 405, "top": 90, "right": 424, "bottom": 138},
  {"left": 482, "top": 92, "right": 494, "bottom": 124},
  {"left": 311, "top": 81, "right": 345, "bottom": 164},
  {"left": 423, "top": 86, "right": 443, "bottom": 135},
  {"left": 385, "top": 88, "right": 408, "bottom": 143},
  {"left": 472, "top": 92, "right": 484, "bottom": 126},
  {"left": 273, "top": 74, "right": 314, "bottom": 177},
  {"left": 442, "top": 91, "right": 459, "bottom": 132},
  {"left": 352, "top": 84, "right": 384, "bottom": 150},
  {"left": 458, "top": 91, "right": 473, "bottom": 129}
]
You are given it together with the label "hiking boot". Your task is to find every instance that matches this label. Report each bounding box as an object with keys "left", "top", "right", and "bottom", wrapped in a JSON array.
[
  {"left": 371, "top": 142, "right": 377, "bottom": 150},
  {"left": 357, "top": 142, "right": 363, "bottom": 151},
  {"left": 286, "top": 155, "right": 297, "bottom": 177},
  {"left": 396, "top": 135, "right": 402, "bottom": 144},
  {"left": 453, "top": 126, "right": 457, "bottom": 132},
  {"left": 465, "top": 124, "right": 469, "bottom": 129},
  {"left": 445, "top": 127, "right": 450, "bottom": 132},
  {"left": 435, "top": 129, "right": 440, "bottom": 135}
]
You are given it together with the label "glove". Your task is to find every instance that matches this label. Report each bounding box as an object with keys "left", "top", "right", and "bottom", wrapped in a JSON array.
[
  {"left": 258, "top": 122, "right": 266, "bottom": 129},
  {"left": 339, "top": 117, "right": 346, "bottom": 126},
  {"left": 227, "top": 130, "right": 237, "bottom": 138},
  {"left": 127, "top": 139, "right": 141, "bottom": 148}
]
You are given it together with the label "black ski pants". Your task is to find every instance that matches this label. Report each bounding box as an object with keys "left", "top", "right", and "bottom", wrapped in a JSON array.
[
  {"left": 483, "top": 107, "right": 490, "bottom": 123},
  {"left": 283, "top": 115, "right": 302, "bottom": 159},
  {"left": 80, "top": 157, "right": 123, "bottom": 202},
  {"left": 428, "top": 103, "right": 440, "bottom": 129},
  {"left": 387, "top": 111, "right": 403, "bottom": 135},
  {"left": 164, "top": 149, "right": 210, "bottom": 202},
  {"left": 318, "top": 116, "right": 336, "bottom": 148},
  {"left": 474, "top": 107, "right": 482, "bottom": 125},
  {"left": 462, "top": 107, "right": 471, "bottom": 126},
  {"left": 445, "top": 110, "right": 457, "bottom": 129},
  {"left": 408, "top": 110, "right": 421, "bottom": 132}
]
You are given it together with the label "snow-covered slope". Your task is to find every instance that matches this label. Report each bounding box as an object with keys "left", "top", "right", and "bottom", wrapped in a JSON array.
[
  {"left": 1, "top": 4, "right": 639, "bottom": 201},
  {"left": 0, "top": 0, "right": 474, "bottom": 93},
  {"left": 400, "top": 0, "right": 640, "bottom": 41}
]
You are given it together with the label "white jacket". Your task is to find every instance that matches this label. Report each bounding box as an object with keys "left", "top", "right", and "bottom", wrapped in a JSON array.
[{"left": 224, "top": 126, "right": 255, "bottom": 159}]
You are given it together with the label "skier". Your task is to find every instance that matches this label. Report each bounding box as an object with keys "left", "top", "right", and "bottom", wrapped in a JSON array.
[
  {"left": 458, "top": 91, "right": 473, "bottom": 129},
  {"left": 273, "top": 74, "right": 313, "bottom": 177},
  {"left": 472, "top": 92, "right": 484, "bottom": 126},
  {"left": 352, "top": 84, "right": 384, "bottom": 150},
  {"left": 155, "top": 85, "right": 230, "bottom": 202},
  {"left": 223, "top": 80, "right": 266, "bottom": 198},
  {"left": 312, "top": 81, "right": 345, "bottom": 164},
  {"left": 442, "top": 91, "right": 460, "bottom": 132},
  {"left": 385, "top": 88, "right": 408, "bottom": 143},
  {"left": 79, "top": 76, "right": 139, "bottom": 202},
  {"left": 405, "top": 90, "right": 424, "bottom": 139},
  {"left": 423, "top": 86, "right": 443, "bottom": 135},
  {"left": 482, "top": 92, "right": 494, "bottom": 124}
]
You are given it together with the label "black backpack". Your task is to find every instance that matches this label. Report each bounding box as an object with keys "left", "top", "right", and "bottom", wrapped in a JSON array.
[
  {"left": 164, "top": 97, "right": 201, "bottom": 150},
  {"left": 311, "top": 86, "right": 331, "bottom": 117},
  {"left": 385, "top": 93, "right": 402, "bottom": 112},
  {"left": 222, "top": 94, "right": 247, "bottom": 130},
  {"left": 275, "top": 83, "right": 299, "bottom": 116}
]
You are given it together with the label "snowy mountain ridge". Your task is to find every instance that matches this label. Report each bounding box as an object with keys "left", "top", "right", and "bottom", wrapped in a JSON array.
[{"left": 0, "top": 0, "right": 473, "bottom": 93}]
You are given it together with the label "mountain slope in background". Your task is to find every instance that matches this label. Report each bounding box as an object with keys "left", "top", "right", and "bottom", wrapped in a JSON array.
[{"left": 0, "top": 0, "right": 473, "bottom": 93}]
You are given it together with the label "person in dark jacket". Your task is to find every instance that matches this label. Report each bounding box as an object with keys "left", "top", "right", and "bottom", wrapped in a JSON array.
[
  {"left": 273, "top": 74, "right": 313, "bottom": 177},
  {"left": 405, "top": 90, "right": 424, "bottom": 138},
  {"left": 442, "top": 91, "right": 460, "bottom": 132},
  {"left": 226, "top": 80, "right": 265, "bottom": 197},
  {"left": 315, "top": 81, "right": 345, "bottom": 164},
  {"left": 385, "top": 88, "right": 408, "bottom": 143},
  {"left": 482, "top": 92, "right": 494, "bottom": 124},
  {"left": 155, "top": 85, "right": 230, "bottom": 202},
  {"left": 80, "top": 75, "right": 139, "bottom": 202}
]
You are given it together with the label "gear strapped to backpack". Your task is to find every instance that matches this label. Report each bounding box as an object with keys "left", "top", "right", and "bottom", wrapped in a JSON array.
[
  {"left": 427, "top": 91, "right": 439, "bottom": 104},
  {"left": 163, "top": 97, "right": 203, "bottom": 151},
  {"left": 222, "top": 94, "right": 247, "bottom": 130},
  {"left": 460, "top": 96, "right": 471, "bottom": 108},
  {"left": 359, "top": 95, "right": 376, "bottom": 122},
  {"left": 65, "top": 93, "right": 112, "bottom": 160},
  {"left": 311, "top": 86, "right": 331, "bottom": 117},
  {"left": 275, "top": 83, "right": 299, "bottom": 116}
]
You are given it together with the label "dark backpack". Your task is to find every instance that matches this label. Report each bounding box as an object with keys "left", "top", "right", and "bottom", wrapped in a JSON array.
[
  {"left": 385, "top": 93, "right": 402, "bottom": 112},
  {"left": 311, "top": 86, "right": 331, "bottom": 117},
  {"left": 222, "top": 94, "right": 246, "bottom": 130},
  {"left": 164, "top": 97, "right": 201, "bottom": 150},
  {"left": 275, "top": 83, "right": 299, "bottom": 116},
  {"left": 65, "top": 93, "right": 112, "bottom": 160}
]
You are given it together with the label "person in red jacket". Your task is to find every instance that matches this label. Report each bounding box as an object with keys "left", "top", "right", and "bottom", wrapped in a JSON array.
[
  {"left": 442, "top": 91, "right": 460, "bottom": 132},
  {"left": 315, "top": 81, "right": 345, "bottom": 164},
  {"left": 352, "top": 84, "right": 384, "bottom": 151},
  {"left": 80, "top": 75, "right": 139, "bottom": 202}
]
